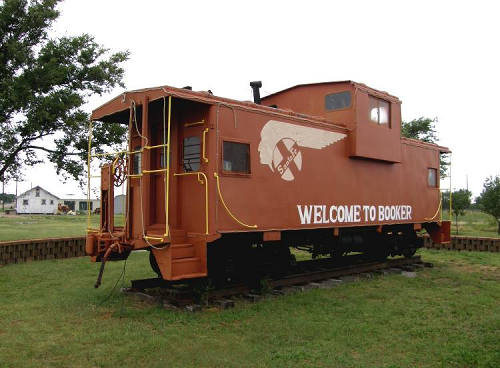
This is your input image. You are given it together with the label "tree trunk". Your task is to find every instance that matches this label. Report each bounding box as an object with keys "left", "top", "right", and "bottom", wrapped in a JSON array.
[{"left": 497, "top": 221, "right": 500, "bottom": 235}]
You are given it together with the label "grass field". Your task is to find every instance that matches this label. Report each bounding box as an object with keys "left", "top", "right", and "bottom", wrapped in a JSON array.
[
  {"left": 0, "top": 210, "right": 498, "bottom": 242},
  {"left": 0, "top": 214, "right": 124, "bottom": 241},
  {"left": 443, "top": 210, "right": 499, "bottom": 237},
  {"left": 0, "top": 249, "right": 498, "bottom": 367}
]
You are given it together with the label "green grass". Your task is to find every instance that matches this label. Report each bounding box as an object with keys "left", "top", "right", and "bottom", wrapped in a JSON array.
[
  {"left": 0, "top": 249, "right": 498, "bottom": 367},
  {"left": 0, "top": 209, "right": 497, "bottom": 242},
  {"left": 0, "top": 214, "right": 124, "bottom": 242},
  {"left": 443, "top": 210, "right": 499, "bottom": 237}
]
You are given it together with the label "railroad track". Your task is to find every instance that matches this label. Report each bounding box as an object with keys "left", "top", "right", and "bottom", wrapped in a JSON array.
[{"left": 123, "top": 255, "right": 430, "bottom": 311}]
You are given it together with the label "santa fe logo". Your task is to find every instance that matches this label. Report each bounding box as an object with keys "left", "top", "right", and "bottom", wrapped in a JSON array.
[{"left": 258, "top": 120, "right": 346, "bottom": 181}]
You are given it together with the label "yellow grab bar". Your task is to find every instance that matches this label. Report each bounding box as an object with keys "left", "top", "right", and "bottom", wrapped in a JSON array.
[
  {"left": 174, "top": 171, "right": 209, "bottom": 234},
  {"left": 214, "top": 172, "right": 257, "bottom": 229},
  {"left": 184, "top": 120, "right": 205, "bottom": 127},
  {"left": 142, "top": 168, "right": 169, "bottom": 174},
  {"left": 202, "top": 128, "right": 209, "bottom": 163},
  {"left": 144, "top": 235, "right": 165, "bottom": 241}
]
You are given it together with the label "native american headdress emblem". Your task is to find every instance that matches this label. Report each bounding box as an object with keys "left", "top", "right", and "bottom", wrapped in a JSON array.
[{"left": 258, "top": 120, "right": 346, "bottom": 181}]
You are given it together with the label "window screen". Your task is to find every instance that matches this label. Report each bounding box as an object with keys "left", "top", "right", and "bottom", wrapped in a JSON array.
[
  {"left": 428, "top": 168, "right": 438, "bottom": 187},
  {"left": 133, "top": 146, "right": 142, "bottom": 174},
  {"left": 41, "top": 199, "right": 46, "bottom": 205},
  {"left": 369, "top": 96, "right": 390, "bottom": 126},
  {"left": 183, "top": 136, "right": 201, "bottom": 172},
  {"left": 35, "top": 189, "right": 40, "bottom": 197},
  {"left": 23, "top": 199, "right": 28, "bottom": 205},
  {"left": 223, "top": 141, "right": 250, "bottom": 173},
  {"left": 325, "top": 91, "right": 351, "bottom": 111}
]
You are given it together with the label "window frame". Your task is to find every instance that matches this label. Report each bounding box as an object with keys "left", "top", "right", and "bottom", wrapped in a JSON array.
[
  {"left": 220, "top": 138, "right": 252, "bottom": 177},
  {"left": 427, "top": 168, "right": 438, "bottom": 188},
  {"left": 41, "top": 199, "right": 46, "bottom": 205},
  {"left": 324, "top": 91, "right": 352, "bottom": 112},
  {"left": 22, "top": 199, "right": 29, "bottom": 205},
  {"left": 181, "top": 135, "right": 202, "bottom": 173},
  {"left": 368, "top": 95, "right": 391, "bottom": 128}
]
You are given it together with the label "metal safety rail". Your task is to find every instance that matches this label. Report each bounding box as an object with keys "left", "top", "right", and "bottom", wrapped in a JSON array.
[{"left": 86, "top": 96, "right": 173, "bottom": 243}]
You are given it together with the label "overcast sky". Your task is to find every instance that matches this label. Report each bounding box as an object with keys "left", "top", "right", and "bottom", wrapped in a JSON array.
[{"left": 6, "top": 0, "right": 499, "bottom": 198}]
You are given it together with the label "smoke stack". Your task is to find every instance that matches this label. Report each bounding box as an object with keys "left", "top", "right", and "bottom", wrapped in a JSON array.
[{"left": 250, "top": 81, "right": 262, "bottom": 104}]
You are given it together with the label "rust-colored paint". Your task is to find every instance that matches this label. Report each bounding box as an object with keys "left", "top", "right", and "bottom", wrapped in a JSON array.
[{"left": 88, "top": 81, "right": 450, "bottom": 281}]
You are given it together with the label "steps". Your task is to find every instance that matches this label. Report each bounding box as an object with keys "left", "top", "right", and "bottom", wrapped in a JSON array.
[{"left": 151, "top": 228, "right": 207, "bottom": 280}]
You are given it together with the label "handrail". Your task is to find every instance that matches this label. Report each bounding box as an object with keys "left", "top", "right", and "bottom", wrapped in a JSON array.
[
  {"left": 202, "top": 128, "right": 209, "bottom": 163},
  {"left": 214, "top": 172, "right": 257, "bottom": 229},
  {"left": 174, "top": 171, "right": 209, "bottom": 234},
  {"left": 425, "top": 188, "right": 443, "bottom": 221},
  {"left": 184, "top": 119, "right": 205, "bottom": 128},
  {"left": 164, "top": 96, "right": 172, "bottom": 237}
]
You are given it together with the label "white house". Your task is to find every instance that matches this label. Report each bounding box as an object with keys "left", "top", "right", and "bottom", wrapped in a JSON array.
[
  {"left": 60, "top": 193, "right": 100, "bottom": 213},
  {"left": 16, "top": 186, "right": 60, "bottom": 214}
]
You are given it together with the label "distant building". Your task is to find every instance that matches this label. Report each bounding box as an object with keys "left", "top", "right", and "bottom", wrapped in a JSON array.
[
  {"left": 61, "top": 193, "right": 100, "bottom": 213},
  {"left": 16, "top": 186, "right": 59, "bottom": 214},
  {"left": 114, "top": 194, "right": 126, "bottom": 214}
]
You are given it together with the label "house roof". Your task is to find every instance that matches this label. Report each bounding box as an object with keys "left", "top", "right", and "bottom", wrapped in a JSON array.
[{"left": 17, "top": 185, "right": 60, "bottom": 200}]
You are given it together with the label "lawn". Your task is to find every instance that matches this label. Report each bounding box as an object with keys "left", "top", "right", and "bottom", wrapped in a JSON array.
[
  {"left": 0, "top": 249, "right": 498, "bottom": 368},
  {"left": 443, "top": 210, "right": 499, "bottom": 237},
  {"left": 0, "top": 210, "right": 498, "bottom": 242},
  {"left": 0, "top": 214, "right": 124, "bottom": 241}
]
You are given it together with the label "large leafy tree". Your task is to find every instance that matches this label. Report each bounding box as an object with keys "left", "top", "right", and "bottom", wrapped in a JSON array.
[
  {"left": 0, "top": 0, "right": 129, "bottom": 184},
  {"left": 477, "top": 176, "right": 500, "bottom": 235},
  {"left": 401, "top": 117, "right": 449, "bottom": 178}
]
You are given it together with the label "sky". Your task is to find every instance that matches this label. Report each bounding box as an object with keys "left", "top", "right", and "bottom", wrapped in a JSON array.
[{"left": 5, "top": 0, "right": 500, "bottom": 198}]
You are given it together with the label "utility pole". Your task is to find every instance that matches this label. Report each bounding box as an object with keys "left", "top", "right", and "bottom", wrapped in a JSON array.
[
  {"left": 466, "top": 175, "right": 469, "bottom": 192},
  {"left": 1, "top": 177, "right": 4, "bottom": 212}
]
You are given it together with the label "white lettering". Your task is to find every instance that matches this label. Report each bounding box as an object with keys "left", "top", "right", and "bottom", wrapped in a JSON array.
[
  {"left": 297, "top": 205, "right": 312, "bottom": 224},
  {"left": 407, "top": 205, "right": 412, "bottom": 220},
  {"left": 379, "top": 206, "right": 385, "bottom": 221},
  {"left": 344, "top": 205, "right": 354, "bottom": 222},
  {"left": 337, "top": 206, "right": 345, "bottom": 222},
  {"left": 385, "top": 206, "right": 391, "bottom": 221},
  {"left": 313, "top": 205, "right": 322, "bottom": 224},
  {"left": 354, "top": 205, "right": 361, "bottom": 222},
  {"left": 369, "top": 206, "right": 376, "bottom": 221},
  {"left": 363, "top": 205, "right": 369, "bottom": 221},
  {"left": 330, "top": 206, "right": 337, "bottom": 223},
  {"left": 322, "top": 205, "right": 329, "bottom": 224},
  {"left": 401, "top": 205, "right": 406, "bottom": 219},
  {"left": 390, "top": 206, "right": 396, "bottom": 220}
]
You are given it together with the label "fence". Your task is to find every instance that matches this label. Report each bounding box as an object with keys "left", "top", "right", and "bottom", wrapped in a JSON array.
[
  {"left": 0, "top": 237, "right": 86, "bottom": 265},
  {"left": 423, "top": 236, "right": 500, "bottom": 252},
  {"left": 0, "top": 235, "right": 499, "bottom": 266}
]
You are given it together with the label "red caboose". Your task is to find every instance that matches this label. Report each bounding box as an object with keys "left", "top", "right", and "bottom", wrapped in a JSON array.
[{"left": 86, "top": 81, "right": 450, "bottom": 284}]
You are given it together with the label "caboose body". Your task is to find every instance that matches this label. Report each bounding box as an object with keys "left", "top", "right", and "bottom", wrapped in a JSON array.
[{"left": 86, "top": 81, "right": 450, "bottom": 283}]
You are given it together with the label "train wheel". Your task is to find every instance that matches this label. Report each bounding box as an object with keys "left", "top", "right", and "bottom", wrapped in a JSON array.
[
  {"left": 149, "top": 251, "right": 162, "bottom": 277},
  {"left": 402, "top": 247, "right": 417, "bottom": 258}
]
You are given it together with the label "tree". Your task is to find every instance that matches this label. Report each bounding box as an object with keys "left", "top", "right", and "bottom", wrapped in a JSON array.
[
  {"left": 0, "top": 0, "right": 129, "bottom": 185},
  {"left": 401, "top": 117, "right": 449, "bottom": 178},
  {"left": 450, "top": 189, "right": 471, "bottom": 235},
  {"left": 476, "top": 176, "right": 500, "bottom": 235}
]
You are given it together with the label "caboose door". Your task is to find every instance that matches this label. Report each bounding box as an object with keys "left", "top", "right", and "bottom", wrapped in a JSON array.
[{"left": 173, "top": 102, "right": 210, "bottom": 236}]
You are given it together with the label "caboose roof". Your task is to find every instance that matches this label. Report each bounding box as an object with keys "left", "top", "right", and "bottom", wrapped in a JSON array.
[
  {"left": 261, "top": 80, "right": 402, "bottom": 104},
  {"left": 91, "top": 84, "right": 348, "bottom": 131}
]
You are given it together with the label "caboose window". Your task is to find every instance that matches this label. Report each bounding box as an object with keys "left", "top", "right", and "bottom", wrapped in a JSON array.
[
  {"left": 325, "top": 91, "right": 351, "bottom": 111},
  {"left": 183, "top": 136, "right": 201, "bottom": 172},
  {"left": 369, "top": 96, "right": 390, "bottom": 126},
  {"left": 223, "top": 141, "right": 250, "bottom": 174},
  {"left": 428, "top": 168, "right": 438, "bottom": 187},
  {"left": 133, "top": 146, "right": 142, "bottom": 174}
]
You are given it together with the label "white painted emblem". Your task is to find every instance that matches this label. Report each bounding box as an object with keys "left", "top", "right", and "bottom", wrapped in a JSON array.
[{"left": 258, "top": 120, "right": 346, "bottom": 181}]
